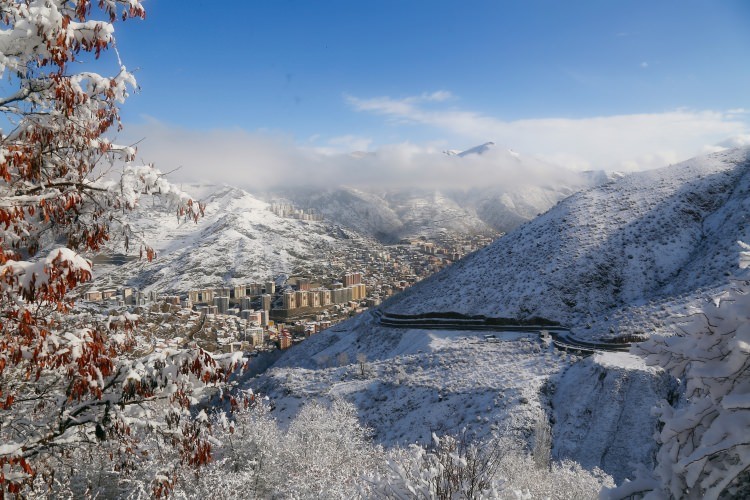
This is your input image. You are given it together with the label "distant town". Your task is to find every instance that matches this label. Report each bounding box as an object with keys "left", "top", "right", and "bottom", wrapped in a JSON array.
[{"left": 82, "top": 233, "right": 497, "bottom": 357}]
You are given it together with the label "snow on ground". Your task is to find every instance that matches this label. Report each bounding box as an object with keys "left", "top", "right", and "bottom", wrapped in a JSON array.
[
  {"left": 249, "top": 310, "right": 679, "bottom": 483},
  {"left": 253, "top": 323, "right": 575, "bottom": 447},
  {"left": 552, "top": 351, "right": 677, "bottom": 483}
]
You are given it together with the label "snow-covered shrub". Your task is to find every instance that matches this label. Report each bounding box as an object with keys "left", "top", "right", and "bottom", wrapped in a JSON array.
[
  {"left": 35, "top": 396, "right": 612, "bottom": 499},
  {"left": 169, "top": 398, "right": 383, "bottom": 500},
  {"left": 366, "top": 433, "right": 507, "bottom": 499},
  {"left": 284, "top": 399, "right": 383, "bottom": 498},
  {"left": 612, "top": 251, "right": 750, "bottom": 499},
  {"left": 367, "top": 432, "right": 612, "bottom": 499}
]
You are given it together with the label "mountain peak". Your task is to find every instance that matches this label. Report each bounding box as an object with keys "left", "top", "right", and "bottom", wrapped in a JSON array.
[
  {"left": 443, "top": 142, "right": 496, "bottom": 157},
  {"left": 457, "top": 141, "right": 496, "bottom": 157}
]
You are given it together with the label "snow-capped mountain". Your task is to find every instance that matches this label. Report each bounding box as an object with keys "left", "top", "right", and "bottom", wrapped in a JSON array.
[
  {"left": 456, "top": 141, "right": 496, "bottom": 157},
  {"left": 275, "top": 168, "right": 614, "bottom": 242},
  {"left": 91, "top": 184, "right": 355, "bottom": 293},
  {"left": 279, "top": 186, "right": 497, "bottom": 242},
  {"left": 443, "top": 141, "right": 497, "bottom": 157}
]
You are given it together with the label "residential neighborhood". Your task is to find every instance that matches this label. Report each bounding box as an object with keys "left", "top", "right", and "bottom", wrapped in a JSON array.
[{"left": 81, "top": 233, "right": 497, "bottom": 357}]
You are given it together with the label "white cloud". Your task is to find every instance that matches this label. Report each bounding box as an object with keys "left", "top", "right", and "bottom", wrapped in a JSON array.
[
  {"left": 311, "top": 134, "right": 373, "bottom": 155},
  {"left": 116, "top": 118, "right": 578, "bottom": 192},
  {"left": 418, "top": 90, "right": 453, "bottom": 102},
  {"left": 347, "top": 92, "right": 750, "bottom": 172},
  {"left": 704, "top": 134, "right": 750, "bottom": 153},
  {"left": 116, "top": 95, "right": 750, "bottom": 194}
]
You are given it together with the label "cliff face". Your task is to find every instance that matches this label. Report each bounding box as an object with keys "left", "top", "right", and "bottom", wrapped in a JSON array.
[{"left": 551, "top": 352, "right": 678, "bottom": 483}]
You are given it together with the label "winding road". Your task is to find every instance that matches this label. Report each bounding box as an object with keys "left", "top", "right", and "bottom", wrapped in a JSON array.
[{"left": 370, "top": 309, "right": 631, "bottom": 354}]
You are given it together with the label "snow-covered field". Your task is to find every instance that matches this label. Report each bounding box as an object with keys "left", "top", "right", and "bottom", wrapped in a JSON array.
[
  {"left": 255, "top": 322, "right": 572, "bottom": 446},
  {"left": 249, "top": 311, "right": 671, "bottom": 483}
]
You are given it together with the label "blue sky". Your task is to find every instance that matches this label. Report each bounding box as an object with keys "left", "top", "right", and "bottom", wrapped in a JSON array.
[{"left": 109, "top": 0, "right": 750, "bottom": 188}]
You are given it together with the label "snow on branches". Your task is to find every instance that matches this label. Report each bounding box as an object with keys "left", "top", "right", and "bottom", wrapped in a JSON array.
[
  {"left": 0, "top": 1, "right": 218, "bottom": 496},
  {"left": 621, "top": 254, "right": 750, "bottom": 499}
]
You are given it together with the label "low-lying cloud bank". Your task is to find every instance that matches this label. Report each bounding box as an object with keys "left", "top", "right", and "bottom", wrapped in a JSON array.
[{"left": 117, "top": 106, "right": 748, "bottom": 192}]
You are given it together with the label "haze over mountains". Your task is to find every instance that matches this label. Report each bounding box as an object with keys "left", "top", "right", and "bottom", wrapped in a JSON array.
[
  {"left": 92, "top": 140, "right": 750, "bottom": 490},
  {"left": 95, "top": 142, "right": 616, "bottom": 290},
  {"left": 272, "top": 142, "right": 617, "bottom": 241}
]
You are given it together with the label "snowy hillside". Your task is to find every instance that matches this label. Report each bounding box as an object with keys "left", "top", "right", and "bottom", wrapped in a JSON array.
[
  {"left": 267, "top": 186, "right": 408, "bottom": 242},
  {"left": 91, "top": 184, "right": 351, "bottom": 292},
  {"left": 276, "top": 173, "right": 611, "bottom": 242},
  {"left": 375, "top": 147, "right": 750, "bottom": 337},
  {"left": 382, "top": 189, "right": 494, "bottom": 238},
  {"left": 251, "top": 301, "right": 670, "bottom": 482},
  {"left": 255, "top": 311, "right": 571, "bottom": 446},
  {"left": 271, "top": 186, "right": 498, "bottom": 242},
  {"left": 274, "top": 144, "right": 617, "bottom": 240}
]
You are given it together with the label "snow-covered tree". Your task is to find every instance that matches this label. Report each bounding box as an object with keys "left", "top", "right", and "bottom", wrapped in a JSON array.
[
  {"left": 367, "top": 432, "right": 612, "bottom": 499},
  {"left": 0, "top": 1, "right": 239, "bottom": 495},
  {"left": 165, "top": 398, "right": 384, "bottom": 499},
  {"left": 614, "top": 248, "right": 750, "bottom": 499}
]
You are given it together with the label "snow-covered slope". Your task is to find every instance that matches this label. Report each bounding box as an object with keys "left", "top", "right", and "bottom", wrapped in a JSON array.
[
  {"left": 277, "top": 175, "right": 611, "bottom": 242},
  {"left": 92, "top": 185, "right": 348, "bottom": 292},
  {"left": 377, "top": 148, "right": 750, "bottom": 337},
  {"left": 268, "top": 187, "right": 407, "bottom": 242},
  {"left": 552, "top": 353, "right": 677, "bottom": 483},
  {"left": 276, "top": 143, "right": 615, "bottom": 240},
  {"left": 254, "top": 311, "right": 571, "bottom": 447}
]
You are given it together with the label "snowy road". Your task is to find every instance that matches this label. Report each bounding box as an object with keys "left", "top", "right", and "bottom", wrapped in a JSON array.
[{"left": 372, "top": 309, "right": 631, "bottom": 353}]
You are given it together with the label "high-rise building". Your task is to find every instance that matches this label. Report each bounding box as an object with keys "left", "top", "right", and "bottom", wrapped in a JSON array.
[
  {"left": 332, "top": 288, "right": 350, "bottom": 304},
  {"left": 213, "top": 296, "right": 230, "bottom": 314},
  {"left": 297, "top": 278, "right": 311, "bottom": 291},
  {"left": 351, "top": 283, "right": 367, "bottom": 301},
  {"left": 250, "top": 328, "right": 265, "bottom": 347},
  {"left": 261, "top": 294, "right": 272, "bottom": 311},
  {"left": 264, "top": 281, "right": 275, "bottom": 295},
  {"left": 240, "top": 297, "right": 253, "bottom": 311},
  {"left": 279, "top": 333, "right": 292, "bottom": 350},
  {"left": 343, "top": 272, "right": 362, "bottom": 287},
  {"left": 189, "top": 288, "right": 215, "bottom": 304},
  {"left": 241, "top": 310, "right": 262, "bottom": 324},
  {"left": 295, "top": 290, "right": 309, "bottom": 307},
  {"left": 283, "top": 292, "right": 297, "bottom": 310}
]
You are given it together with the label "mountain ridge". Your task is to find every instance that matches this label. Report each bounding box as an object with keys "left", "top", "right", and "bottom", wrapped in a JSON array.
[{"left": 375, "top": 147, "right": 750, "bottom": 337}]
